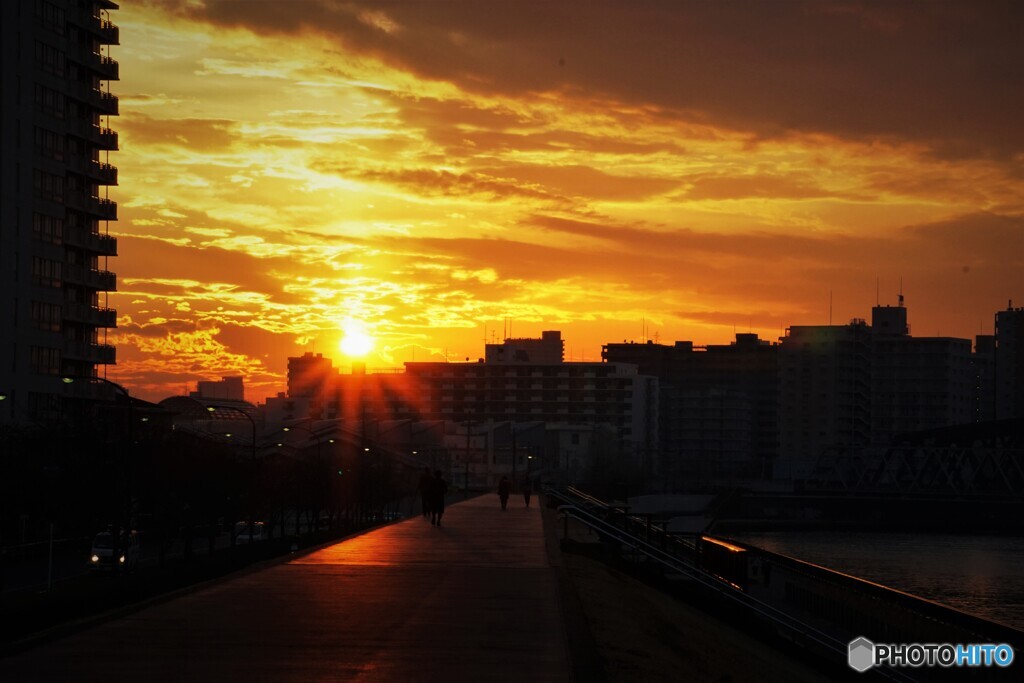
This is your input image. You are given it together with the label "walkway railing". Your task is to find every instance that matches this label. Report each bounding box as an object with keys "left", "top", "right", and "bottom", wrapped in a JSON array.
[{"left": 546, "top": 485, "right": 916, "bottom": 682}]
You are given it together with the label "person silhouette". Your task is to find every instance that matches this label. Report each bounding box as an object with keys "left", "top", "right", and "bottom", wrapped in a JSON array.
[
  {"left": 430, "top": 470, "right": 448, "bottom": 526},
  {"left": 498, "top": 475, "right": 510, "bottom": 511},
  {"left": 522, "top": 478, "right": 533, "bottom": 507}
]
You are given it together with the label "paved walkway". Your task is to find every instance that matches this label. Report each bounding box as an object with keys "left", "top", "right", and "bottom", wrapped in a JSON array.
[{"left": 0, "top": 495, "right": 571, "bottom": 682}]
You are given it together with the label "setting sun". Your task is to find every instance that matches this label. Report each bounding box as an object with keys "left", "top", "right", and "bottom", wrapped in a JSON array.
[{"left": 340, "top": 330, "right": 374, "bottom": 358}]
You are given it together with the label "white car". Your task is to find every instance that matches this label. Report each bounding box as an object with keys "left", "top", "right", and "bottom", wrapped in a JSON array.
[{"left": 90, "top": 530, "right": 140, "bottom": 572}]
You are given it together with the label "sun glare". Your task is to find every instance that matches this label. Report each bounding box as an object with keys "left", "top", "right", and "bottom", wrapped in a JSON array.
[{"left": 340, "top": 330, "right": 374, "bottom": 357}]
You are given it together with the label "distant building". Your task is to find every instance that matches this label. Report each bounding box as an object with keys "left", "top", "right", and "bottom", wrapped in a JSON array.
[
  {"left": 778, "top": 300, "right": 975, "bottom": 481},
  {"left": 603, "top": 334, "right": 778, "bottom": 488},
  {"left": 485, "top": 330, "right": 564, "bottom": 364},
  {"left": 191, "top": 376, "right": 244, "bottom": 401},
  {"left": 0, "top": 0, "right": 121, "bottom": 423},
  {"left": 995, "top": 304, "right": 1024, "bottom": 420},
  {"left": 777, "top": 319, "right": 873, "bottom": 480},
  {"left": 869, "top": 304, "right": 974, "bottom": 444},
  {"left": 270, "top": 332, "right": 656, "bottom": 479},
  {"left": 400, "top": 360, "right": 657, "bottom": 458}
]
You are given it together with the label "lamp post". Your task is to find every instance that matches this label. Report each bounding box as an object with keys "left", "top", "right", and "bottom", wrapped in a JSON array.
[
  {"left": 206, "top": 404, "right": 257, "bottom": 546},
  {"left": 61, "top": 374, "right": 134, "bottom": 575},
  {"left": 282, "top": 422, "right": 325, "bottom": 533}
]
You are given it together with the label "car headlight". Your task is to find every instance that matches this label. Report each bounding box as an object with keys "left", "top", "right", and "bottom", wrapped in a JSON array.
[
  {"left": 119, "top": 555, "right": 126, "bottom": 563},
  {"left": 91, "top": 554, "right": 100, "bottom": 563}
]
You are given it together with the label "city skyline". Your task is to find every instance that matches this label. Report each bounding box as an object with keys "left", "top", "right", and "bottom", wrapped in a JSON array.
[{"left": 106, "top": 1, "right": 1022, "bottom": 403}]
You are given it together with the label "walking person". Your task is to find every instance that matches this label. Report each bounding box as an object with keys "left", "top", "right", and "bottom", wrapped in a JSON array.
[
  {"left": 522, "top": 478, "right": 533, "bottom": 507},
  {"left": 418, "top": 467, "right": 433, "bottom": 518},
  {"left": 498, "top": 475, "right": 510, "bottom": 511},
  {"left": 430, "top": 469, "right": 448, "bottom": 526}
]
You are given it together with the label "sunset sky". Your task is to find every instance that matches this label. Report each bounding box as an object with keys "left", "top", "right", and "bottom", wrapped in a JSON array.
[{"left": 104, "top": 0, "right": 1023, "bottom": 403}]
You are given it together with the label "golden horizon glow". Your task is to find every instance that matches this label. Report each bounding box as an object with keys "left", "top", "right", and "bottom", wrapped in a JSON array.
[{"left": 101, "top": 2, "right": 1024, "bottom": 403}]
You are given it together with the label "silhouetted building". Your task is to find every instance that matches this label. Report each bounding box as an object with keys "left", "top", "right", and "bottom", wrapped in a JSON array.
[
  {"left": 973, "top": 334, "right": 996, "bottom": 423},
  {"left": 191, "top": 375, "right": 244, "bottom": 401},
  {"left": 1, "top": 0, "right": 120, "bottom": 423},
  {"left": 287, "top": 352, "right": 337, "bottom": 416},
  {"left": 778, "top": 319, "right": 873, "bottom": 480},
  {"left": 603, "top": 334, "right": 778, "bottom": 489},
  {"left": 273, "top": 333, "right": 656, "bottom": 473},
  {"left": 485, "top": 330, "right": 564, "bottom": 364},
  {"left": 780, "top": 300, "right": 976, "bottom": 481},
  {"left": 870, "top": 304, "right": 973, "bottom": 444},
  {"left": 399, "top": 360, "right": 657, "bottom": 458},
  {"left": 995, "top": 304, "right": 1024, "bottom": 419}
]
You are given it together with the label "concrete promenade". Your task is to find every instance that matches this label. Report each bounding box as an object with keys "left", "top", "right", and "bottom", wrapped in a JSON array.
[{"left": 0, "top": 494, "right": 571, "bottom": 682}]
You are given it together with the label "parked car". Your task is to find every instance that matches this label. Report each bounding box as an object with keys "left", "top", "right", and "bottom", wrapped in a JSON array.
[
  {"left": 234, "top": 521, "right": 266, "bottom": 544},
  {"left": 90, "top": 529, "right": 140, "bottom": 572}
]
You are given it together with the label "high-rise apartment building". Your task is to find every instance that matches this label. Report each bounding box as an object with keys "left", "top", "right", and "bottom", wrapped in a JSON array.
[
  {"left": 777, "top": 320, "right": 873, "bottom": 479},
  {"left": 603, "top": 333, "right": 778, "bottom": 487},
  {"left": 995, "top": 304, "right": 1024, "bottom": 420},
  {"left": 1, "top": 0, "right": 120, "bottom": 423}
]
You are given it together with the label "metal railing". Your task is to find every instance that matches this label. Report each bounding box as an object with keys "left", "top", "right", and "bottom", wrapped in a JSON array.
[{"left": 546, "top": 485, "right": 915, "bottom": 682}]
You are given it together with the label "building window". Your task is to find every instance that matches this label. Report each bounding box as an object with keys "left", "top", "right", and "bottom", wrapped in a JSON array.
[
  {"left": 31, "top": 257, "right": 62, "bottom": 288},
  {"left": 30, "top": 346, "right": 62, "bottom": 375},
  {"left": 35, "top": 1, "right": 66, "bottom": 34},
  {"left": 32, "top": 213, "right": 63, "bottom": 244},
  {"left": 33, "top": 169, "right": 64, "bottom": 203},
  {"left": 31, "top": 301, "right": 62, "bottom": 332},
  {"left": 33, "top": 83, "right": 66, "bottom": 119},
  {"left": 33, "top": 41, "right": 65, "bottom": 76},
  {"left": 34, "top": 127, "right": 65, "bottom": 161}
]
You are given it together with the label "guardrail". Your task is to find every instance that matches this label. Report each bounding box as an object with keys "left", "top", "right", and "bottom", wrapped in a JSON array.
[{"left": 547, "top": 485, "right": 916, "bottom": 682}]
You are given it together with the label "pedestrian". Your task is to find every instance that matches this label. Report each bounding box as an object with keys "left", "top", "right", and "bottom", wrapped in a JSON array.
[
  {"left": 430, "top": 469, "right": 448, "bottom": 526},
  {"left": 418, "top": 467, "right": 433, "bottom": 518},
  {"left": 522, "top": 478, "right": 533, "bottom": 507},
  {"left": 498, "top": 475, "right": 510, "bottom": 511}
]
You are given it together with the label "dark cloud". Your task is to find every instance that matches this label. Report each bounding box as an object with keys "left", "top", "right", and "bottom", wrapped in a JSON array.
[{"left": 143, "top": 0, "right": 1024, "bottom": 159}]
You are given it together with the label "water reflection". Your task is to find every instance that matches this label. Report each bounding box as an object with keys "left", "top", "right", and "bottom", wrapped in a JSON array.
[{"left": 729, "top": 531, "right": 1024, "bottom": 630}]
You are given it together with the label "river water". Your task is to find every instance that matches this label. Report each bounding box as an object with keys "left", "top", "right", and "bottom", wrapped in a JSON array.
[{"left": 726, "top": 531, "right": 1024, "bottom": 631}]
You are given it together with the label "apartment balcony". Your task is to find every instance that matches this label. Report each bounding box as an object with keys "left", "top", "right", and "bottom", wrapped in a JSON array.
[
  {"left": 66, "top": 192, "right": 117, "bottom": 220},
  {"left": 64, "top": 302, "right": 117, "bottom": 328},
  {"left": 67, "top": 155, "right": 118, "bottom": 186},
  {"left": 66, "top": 80, "right": 115, "bottom": 114},
  {"left": 97, "top": 91, "right": 119, "bottom": 115},
  {"left": 94, "top": 161, "right": 117, "bottom": 185},
  {"left": 64, "top": 264, "right": 116, "bottom": 291},
  {"left": 87, "top": 53, "right": 120, "bottom": 80},
  {"left": 63, "top": 226, "right": 117, "bottom": 256},
  {"left": 68, "top": 118, "right": 119, "bottom": 151},
  {"left": 64, "top": 341, "right": 116, "bottom": 365},
  {"left": 96, "top": 20, "right": 120, "bottom": 45}
]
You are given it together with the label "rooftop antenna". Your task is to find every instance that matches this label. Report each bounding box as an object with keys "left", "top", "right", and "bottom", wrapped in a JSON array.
[
  {"left": 876, "top": 277, "right": 880, "bottom": 306},
  {"left": 899, "top": 277, "right": 904, "bottom": 307}
]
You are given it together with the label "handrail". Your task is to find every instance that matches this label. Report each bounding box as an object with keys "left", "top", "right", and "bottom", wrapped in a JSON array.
[{"left": 552, "top": 491, "right": 916, "bottom": 682}]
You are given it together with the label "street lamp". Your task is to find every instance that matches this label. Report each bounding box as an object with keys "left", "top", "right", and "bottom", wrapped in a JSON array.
[
  {"left": 206, "top": 404, "right": 258, "bottom": 544},
  {"left": 62, "top": 374, "right": 135, "bottom": 572}
]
